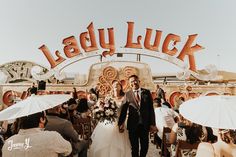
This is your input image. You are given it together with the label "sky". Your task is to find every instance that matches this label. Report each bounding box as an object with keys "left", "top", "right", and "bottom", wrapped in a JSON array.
[{"left": 0, "top": 0, "right": 235, "bottom": 76}]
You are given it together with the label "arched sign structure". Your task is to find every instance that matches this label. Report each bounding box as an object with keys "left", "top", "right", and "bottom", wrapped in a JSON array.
[
  {"left": 31, "top": 49, "right": 222, "bottom": 82},
  {"left": 0, "top": 22, "right": 226, "bottom": 106},
  {"left": 32, "top": 22, "right": 221, "bottom": 82}
]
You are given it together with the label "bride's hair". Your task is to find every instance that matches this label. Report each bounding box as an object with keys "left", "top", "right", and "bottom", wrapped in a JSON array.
[{"left": 111, "top": 80, "right": 125, "bottom": 97}]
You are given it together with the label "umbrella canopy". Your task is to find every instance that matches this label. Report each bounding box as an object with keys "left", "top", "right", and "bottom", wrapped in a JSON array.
[
  {"left": 179, "top": 95, "right": 236, "bottom": 130},
  {"left": 0, "top": 94, "right": 71, "bottom": 121}
]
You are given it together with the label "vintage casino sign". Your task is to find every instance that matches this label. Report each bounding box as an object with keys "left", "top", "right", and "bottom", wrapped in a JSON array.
[{"left": 32, "top": 22, "right": 219, "bottom": 81}]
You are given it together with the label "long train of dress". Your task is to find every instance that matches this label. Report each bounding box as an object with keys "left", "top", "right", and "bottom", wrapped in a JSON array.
[{"left": 89, "top": 120, "right": 131, "bottom": 157}]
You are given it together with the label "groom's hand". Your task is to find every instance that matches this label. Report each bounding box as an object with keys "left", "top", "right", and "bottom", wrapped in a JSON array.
[
  {"left": 149, "top": 125, "right": 158, "bottom": 133},
  {"left": 119, "top": 124, "right": 125, "bottom": 133}
]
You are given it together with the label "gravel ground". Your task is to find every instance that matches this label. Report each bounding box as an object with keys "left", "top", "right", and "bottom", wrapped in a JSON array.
[
  {"left": 147, "top": 141, "right": 161, "bottom": 157},
  {"left": 88, "top": 138, "right": 161, "bottom": 157}
]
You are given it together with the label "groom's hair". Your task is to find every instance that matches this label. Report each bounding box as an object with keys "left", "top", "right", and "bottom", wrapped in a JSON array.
[
  {"left": 128, "top": 74, "right": 139, "bottom": 80},
  {"left": 20, "top": 111, "right": 46, "bottom": 129}
]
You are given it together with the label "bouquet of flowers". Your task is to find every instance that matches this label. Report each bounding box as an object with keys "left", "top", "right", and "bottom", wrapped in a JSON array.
[{"left": 93, "top": 96, "right": 118, "bottom": 124}]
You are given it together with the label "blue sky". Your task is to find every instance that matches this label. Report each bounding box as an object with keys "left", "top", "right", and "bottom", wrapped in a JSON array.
[{"left": 0, "top": 0, "right": 235, "bottom": 74}]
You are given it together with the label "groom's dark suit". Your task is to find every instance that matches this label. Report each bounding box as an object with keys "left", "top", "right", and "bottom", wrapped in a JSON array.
[{"left": 118, "top": 88, "right": 156, "bottom": 157}]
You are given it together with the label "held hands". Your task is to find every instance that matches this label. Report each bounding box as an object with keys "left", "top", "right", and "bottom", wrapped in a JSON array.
[
  {"left": 119, "top": 124, "right": 125, "bottom": 133},
  {"left": 149, "top": 125, "right": 158, "bottom": 133}
]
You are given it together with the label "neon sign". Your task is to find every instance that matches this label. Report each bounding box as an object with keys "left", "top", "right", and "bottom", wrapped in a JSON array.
[{"left": 39, "top": 22, "right": 203, "bottom": 71}]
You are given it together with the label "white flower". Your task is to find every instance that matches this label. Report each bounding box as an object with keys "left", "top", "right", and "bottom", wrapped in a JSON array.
[
  {"left": 94, "top": 108, "right": 100, "bottom": 112},
  {"left": 104, "top": 103, "right": 109, "bottom": 107},
  {"left": 93, "top": 96, "right": 118, "bottom": 123},
  {"left": 110, "top": 110, "right": 114, "bottom": 115},
  {"left": 105, "top": 109, "right": 110, "bottom": 116}
]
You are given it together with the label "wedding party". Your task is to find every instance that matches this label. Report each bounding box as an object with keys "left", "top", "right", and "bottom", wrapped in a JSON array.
[{"left": 1, "top": 0, "right": 236, "bottom": 157}]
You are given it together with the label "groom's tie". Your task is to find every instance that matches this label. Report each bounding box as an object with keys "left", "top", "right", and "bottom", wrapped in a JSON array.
[{"left": 135, "top": 90, "right": 140, "bottom": 105}]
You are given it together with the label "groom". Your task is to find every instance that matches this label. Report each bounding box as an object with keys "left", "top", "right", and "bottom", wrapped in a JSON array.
[{"left": 118, "top": 74, "right": 157, "bottom": 157}]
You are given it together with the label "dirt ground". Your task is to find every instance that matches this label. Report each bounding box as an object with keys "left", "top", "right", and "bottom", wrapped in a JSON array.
[{"left": 147, "top": 141, "right": 161, "bottom": 157}]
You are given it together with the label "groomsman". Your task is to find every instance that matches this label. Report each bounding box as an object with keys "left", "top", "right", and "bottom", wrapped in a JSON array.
[{"left": 118, "top": 74, "right": 157, "bottom": 157}]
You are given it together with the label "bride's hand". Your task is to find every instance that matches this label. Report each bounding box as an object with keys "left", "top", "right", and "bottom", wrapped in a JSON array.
[{"left": 119, "top": 124, "right": 125, "bottom": 133}]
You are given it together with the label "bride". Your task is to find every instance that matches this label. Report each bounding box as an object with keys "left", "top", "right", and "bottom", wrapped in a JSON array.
[{"left": 89, "top": 80, "right": 131, "bottom": 157}]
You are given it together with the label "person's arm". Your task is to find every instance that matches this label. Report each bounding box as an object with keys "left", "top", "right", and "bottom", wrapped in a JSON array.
[
  {"left": 171, "top": 109, "right": 180, "bottom": 123},
  {"left": 148, "top": 90, "right": 156, "bottom": 126},
  {"left": 174, "top": 116, "right": 179, "bottom": 123},
  {"left": 196, "top": 142, "right": 214, "bottom": 157},
  {"left": 169, "top": 123, "right": 178, "bottom": 144},
  {"left": 118, "top": 100, "right": 129, "bottom": 132},
  {"left": 147, "top": 90, "right": 157, "bottom": 133},
  {"left": 63, "top": 121, "right": 79, "bottom": 143},
  {"left": 51, "top": 131, "right": 72, "bottom": 156}
]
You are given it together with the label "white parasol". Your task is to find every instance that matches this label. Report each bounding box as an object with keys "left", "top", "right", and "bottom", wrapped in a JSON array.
[
  {"left": 0, "top": 94, "right": 71, "bottom": 121},
  {"left": 179, "top": 95, "right": 236, "bottom": 129}
]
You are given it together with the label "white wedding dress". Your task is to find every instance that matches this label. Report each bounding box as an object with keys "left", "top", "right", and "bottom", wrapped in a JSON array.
[{"left": 89, "top": 99, "right": 131, "bottom": 157}]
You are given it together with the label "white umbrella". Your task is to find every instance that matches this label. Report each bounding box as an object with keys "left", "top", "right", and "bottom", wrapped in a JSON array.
[
  {"left": 0, "top": 94, "right": 71, "bottom": 121},
  {"left": 179, "top": 95, "right": 236, "bottom": 129}
]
